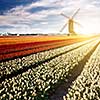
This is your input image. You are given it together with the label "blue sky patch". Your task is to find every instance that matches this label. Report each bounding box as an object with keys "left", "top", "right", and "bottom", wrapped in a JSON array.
[{"left": 0, "top": 0, "right": 39, "bottom": 14}]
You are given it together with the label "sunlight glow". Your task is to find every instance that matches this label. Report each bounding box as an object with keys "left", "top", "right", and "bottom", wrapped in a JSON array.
[{"left": 75, "top": 20, "right": 100, "bottom": 35}]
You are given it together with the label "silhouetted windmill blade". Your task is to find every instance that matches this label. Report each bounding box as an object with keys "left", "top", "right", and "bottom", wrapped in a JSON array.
[
  {"left": 72, "top": 8, "right": 80, "bottom": 18},
  {"left": 60, "top": 23, "right": 67, "bottom": 32},
  {"left": 73, "top": 21, "right": 83, "bottom": 28},
  {"left": 61, "top": 13, "right": 70, "bottom": 19},
  {"left": 60, "top": 8, "right": 81, "bottom": 35}
]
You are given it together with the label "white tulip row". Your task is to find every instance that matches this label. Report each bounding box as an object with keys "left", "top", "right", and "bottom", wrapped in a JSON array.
[
  {"left": 0, "top": 39, "right": 99, "bottom": 100},
  {"left": 64, "top": 42, "right": 100, "bottom": 100},
  {"left": 0, "top": 38, "right": 96, "bottom": 78}
]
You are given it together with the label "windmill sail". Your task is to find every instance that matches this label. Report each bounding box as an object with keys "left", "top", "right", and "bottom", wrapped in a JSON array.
[
  {"left": 60, "top": 23, "right": 67, "bottom": 32},
  {"left": 60, "top": 8, "right": 81, "bottom": 35},
  {"left": 72, "top": 8, "right": 80, "bottom": 18},
  {"left": 73, "top": 20, "right": 82, "bottom": 27},
  {"left": 61, "top": 13, "right": 70, "bottom": 19}
]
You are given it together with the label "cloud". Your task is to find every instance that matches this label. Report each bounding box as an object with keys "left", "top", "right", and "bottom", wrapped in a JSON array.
[{"left": 0, "top": 0, "right": 100, "bottom": 34}]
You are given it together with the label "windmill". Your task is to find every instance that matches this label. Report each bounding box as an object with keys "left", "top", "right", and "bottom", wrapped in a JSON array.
[{"left": 60, "top": 8, "right": 81, "bottom": 35}]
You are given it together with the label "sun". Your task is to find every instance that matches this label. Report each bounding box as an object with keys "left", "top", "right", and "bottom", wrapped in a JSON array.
[{"left": 75, "top": 22, "right": 100, "bottom": 36}]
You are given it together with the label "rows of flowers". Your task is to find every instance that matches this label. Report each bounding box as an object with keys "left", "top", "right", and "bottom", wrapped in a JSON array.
[
  {"left": 0, "top": 39, "right": 99, "bottom": 100},
  {"left": 0, "top": 39, "right": 84, "bottom": 61},
  {"left": 63, "top": 42, "right": 100, "bottom": 100},
  {"left": 0, "top": 40, "right": 66, "bottom": 54},
  {"left": 0, "top": 38, "right": 95, "bottom": 79}
]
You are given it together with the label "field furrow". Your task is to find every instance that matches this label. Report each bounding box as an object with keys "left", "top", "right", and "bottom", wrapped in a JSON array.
[{"left": 63, "top": 41, "right": 100, "bottom": 100}]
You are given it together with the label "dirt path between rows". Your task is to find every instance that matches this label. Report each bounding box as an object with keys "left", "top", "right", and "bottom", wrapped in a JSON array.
[{"left": 49, "top": 41, "right": 100, "bottom": 100}]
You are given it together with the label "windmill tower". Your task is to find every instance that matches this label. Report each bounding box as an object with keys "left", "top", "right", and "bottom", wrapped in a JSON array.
[{"left": 60, "top": 8, "right": 80, "bottom": 35}]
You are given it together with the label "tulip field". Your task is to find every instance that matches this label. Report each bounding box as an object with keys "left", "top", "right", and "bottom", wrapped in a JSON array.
[
  {"left": 63, "top": 39, "right": 100, "bottom": 100},
  {"left": 0, "top": 35, "right": 89, "bottom": 61},
  {"left": 0, "top": 36, "right": 100, "bottom": 100}
]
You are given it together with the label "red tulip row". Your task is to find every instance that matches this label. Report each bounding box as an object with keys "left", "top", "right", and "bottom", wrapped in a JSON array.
[{"left": 0, "top": 38, "right": 88, "bottom": 61}]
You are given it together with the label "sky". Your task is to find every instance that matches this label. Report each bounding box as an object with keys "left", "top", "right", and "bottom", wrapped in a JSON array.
[{"left": 0, "top": 0, "right": 100, "bottom": 35}]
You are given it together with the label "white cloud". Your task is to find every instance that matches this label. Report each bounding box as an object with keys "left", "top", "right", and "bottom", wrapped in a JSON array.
[
  {"left": 41, "top": 22, "right": 48, "bottom": 25},
  {"left": 0, "top": 0, "right": 100, "bottom": 34}
]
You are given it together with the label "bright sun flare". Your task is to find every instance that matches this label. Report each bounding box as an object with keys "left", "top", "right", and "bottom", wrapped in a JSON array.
[{"left": 75, "top": 22, "right": 100, "bottom": 35}]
